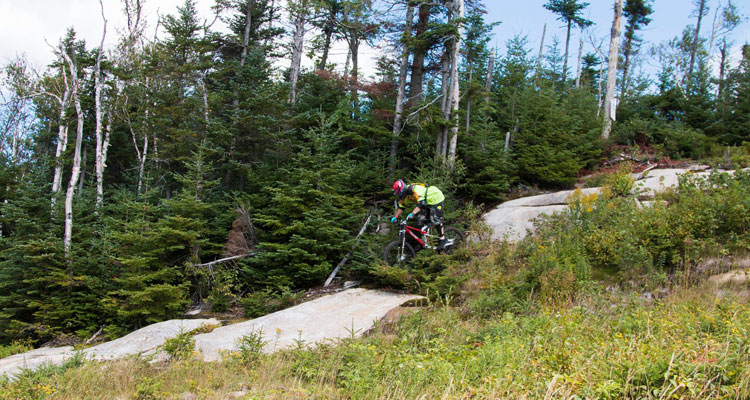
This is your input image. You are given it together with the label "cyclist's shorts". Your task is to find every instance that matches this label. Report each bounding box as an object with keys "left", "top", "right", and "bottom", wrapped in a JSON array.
[{"left": 429, "top": 202, "right": 444, "bottom": 225}]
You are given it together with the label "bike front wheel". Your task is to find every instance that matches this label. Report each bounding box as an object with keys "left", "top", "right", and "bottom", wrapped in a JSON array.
[{"left": 383, "top": 241, "right": 416, "bottom": 265}]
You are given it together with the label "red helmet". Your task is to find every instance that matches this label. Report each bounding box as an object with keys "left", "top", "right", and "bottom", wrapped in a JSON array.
[{"left": 392, "top": 179, "right": 405, "bottom": 197}]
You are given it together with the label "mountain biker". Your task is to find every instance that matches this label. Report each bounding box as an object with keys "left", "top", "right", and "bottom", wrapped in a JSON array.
[{"left": 390, "top": 179, "right": 448, "bottom": 250}]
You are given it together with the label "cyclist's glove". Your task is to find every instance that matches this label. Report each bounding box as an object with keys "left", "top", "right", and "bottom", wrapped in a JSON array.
[
  {"left": 406, "top": 213, "right": 414, "bottom": 220},
  {"left": 390, "top": 216, "right": 398, "bottom": 223}
]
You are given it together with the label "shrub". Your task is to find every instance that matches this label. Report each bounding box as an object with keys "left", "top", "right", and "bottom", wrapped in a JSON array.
[
  {"left": 162, "top": 330, "right": 196, "bottom": 361},
  {"left": 235, "top": 330, "right": 268, "bottom": 366}
]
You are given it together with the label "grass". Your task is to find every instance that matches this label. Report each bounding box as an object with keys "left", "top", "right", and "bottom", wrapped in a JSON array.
[{"left": 1, "top": 280, "right": 747, "bottom": 399}]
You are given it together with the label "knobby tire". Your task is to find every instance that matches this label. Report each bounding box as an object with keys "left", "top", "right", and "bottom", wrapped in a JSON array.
[{"left": 383, "top": 241, "right": 416, "bottom": 265}]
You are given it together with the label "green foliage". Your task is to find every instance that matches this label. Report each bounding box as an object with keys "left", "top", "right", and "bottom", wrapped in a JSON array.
[
  {"left": 234, "top": 330, "right": 268, "bottom": 366},
  {"left": 604, "top": 163, "right": 636, "bottom": 197},
  {"left": 162, "top": 329, "right": 196, "bottom": 361},
  {"left": 134, "top": 376, "right": 167, "bottom": 400},
  {"left": 514, "top": 86, "right": 602, "bottom": 186},
  {"left": 613, "top": 117, "right": 715, "bottom": 159},
  {"left": 247, "top": 121, "right": 363, "bottom": 288},
  {"left": 0, "top": 341, "right": 32, "bottom": 358}
]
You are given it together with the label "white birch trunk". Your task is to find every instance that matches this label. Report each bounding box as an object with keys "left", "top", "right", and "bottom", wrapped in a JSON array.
[
  {"left": 288, "top": 1, "right": 308, "bottom": 104},
  {"left": 51, "top": 64, "right": 71, "bottom": 210},
  {"left": 446, "top": 0, "right": 465, "bottom": 166},
  {"left": 575, "top": 33, "right": 584, "bottom": 88},
  {"left": 62, "top": 50, "right": 84, "bottom": 256},
  {"left": 437, "top": 51, "right": 450, "bottom": 160},
  {"left": 389, "top": 3, "right": 414, "bottom": 173},
  {"left": 94, "top": 13, "right": 107, "bottom": 210},
  {"left": 138, "top": 108, "right": 149, "bottom": 195},
  {"left": 535, "top": 24, "right": 547, "bottom": 81},
  {"left": 602, "top": 0, "right": 623, "bottom": 140}
]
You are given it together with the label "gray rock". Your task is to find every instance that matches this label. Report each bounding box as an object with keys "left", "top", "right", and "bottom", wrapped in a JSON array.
[
  {"left": 0, "top": 346, "right": 74, "bottom": 380},
  {"left": 0, "top": 319, "right": 218, "bottom": 379},
  {"left": 482, "top": 205, "right": 567, "bottom": 242},
  {"left": 495, "top": 188, "right": 601, "bottom": 208},
  {"left": 194, "top": 288, "right": 424, "bottom": 361},
  {"left": 709, "top": 269, "right": 749, "bottom": 286},
  {"left": 483, "top": 167, "right": 736, "bottom": 243},
  {"left": 84, "top": 319, "right": 220, "bottom": 361}
]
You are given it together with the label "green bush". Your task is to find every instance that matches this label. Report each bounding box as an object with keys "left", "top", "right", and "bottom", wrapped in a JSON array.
[{"left": 162, "top": 330, "right": 196, "bottom": 361}]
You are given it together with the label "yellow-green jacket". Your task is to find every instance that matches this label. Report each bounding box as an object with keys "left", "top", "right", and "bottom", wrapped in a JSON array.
[{"left": 397, "top": 184, "right": 445, "bottom": 209}]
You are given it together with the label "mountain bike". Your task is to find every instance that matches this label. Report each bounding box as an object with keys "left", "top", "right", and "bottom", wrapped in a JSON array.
[{"left": 383, "top": 218, "right": 465, "bottom": 265}]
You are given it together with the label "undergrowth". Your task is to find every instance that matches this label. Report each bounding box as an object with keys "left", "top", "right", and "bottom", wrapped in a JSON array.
[{"left": 2, "top": 170, "right": 750, "bottom": 399}]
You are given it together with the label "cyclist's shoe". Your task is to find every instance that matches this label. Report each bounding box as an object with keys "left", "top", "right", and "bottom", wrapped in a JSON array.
[{"left": 436, "top": 238, "right": 448, "bottom": 250}]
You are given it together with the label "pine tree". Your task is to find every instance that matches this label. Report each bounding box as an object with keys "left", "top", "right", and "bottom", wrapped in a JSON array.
[
  {"left": 543, "top": 0, "right": 593, "bottom": 84},
  {"left": 620, "top": 0, "right": 653, "bottom": 97}
]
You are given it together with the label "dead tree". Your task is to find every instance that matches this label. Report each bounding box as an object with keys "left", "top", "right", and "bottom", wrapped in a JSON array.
[
  {"left": 575, "top": 32, "right": 584, "bottom": 88},
  {"left": 62, "top": 45, "right": 84, "bottom": 256},
  {"left": 602, "top": 0, "right": 623, "bottom": 140},
  {"left": 446, "top": 0, "right": 465, "bottom": 166},
  {"left": 389, "top": 2, "right": 415, "bottom": 173},
  {"left": 288, "top": 0, "right": 310, "bottom": 103},
  {"left": 50, "top": 63, "right": 71, "bottom": 211},
  {"left": 94, "top": 0, "right": 109, "bottom": 210}
]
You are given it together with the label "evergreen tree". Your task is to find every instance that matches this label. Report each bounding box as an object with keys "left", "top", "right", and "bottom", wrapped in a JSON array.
[
  {"left": 620, "top": 0, "right": 653, "bottom": 97},
  {"left": 543, "top": 0, "right": 593, "bottom": 84}
]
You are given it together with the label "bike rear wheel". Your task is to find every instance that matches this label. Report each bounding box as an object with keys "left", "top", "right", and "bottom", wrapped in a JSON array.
[
  {"left": 439, "top": 226, "right": 465, "bottom": 254},
  {"left": 383, "top": 241, "right": 416, "bottom": 265}
]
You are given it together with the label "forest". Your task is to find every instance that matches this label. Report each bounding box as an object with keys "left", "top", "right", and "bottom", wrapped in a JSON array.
[{"left": 0, "top": 0, "right": 748, "bottom": 347}]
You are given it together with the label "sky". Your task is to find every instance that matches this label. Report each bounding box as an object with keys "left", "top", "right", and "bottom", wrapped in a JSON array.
[{"left": 0, "top": 0, "right": 748, "bottom": 81}]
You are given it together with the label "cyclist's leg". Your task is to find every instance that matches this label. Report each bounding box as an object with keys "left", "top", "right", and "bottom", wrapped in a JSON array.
[{"left": 431, "top": 202, "right": 445, "bottom": 240}]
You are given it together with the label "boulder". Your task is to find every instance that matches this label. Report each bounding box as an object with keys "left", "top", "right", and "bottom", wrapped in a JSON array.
[
  {"left": 482, "top": 205, "right": 567, "bottom": 242},
  {"left": 482, "top": 167, "right": 735, "bottom": 242},
  {"left": 194, "top": 288, "right": 424, "bottom": 361},
  {"left": 0, "top": 346, "right": 74, "bottom": 379},
  {"left": 709, "top": 270, "right": 749, "bottom": 286},
  {"left": 0, "top": 319, "right": 218, "bottom": 379},
  {"left": 84, "top": 319, "right": 220, "bottom": 361}
]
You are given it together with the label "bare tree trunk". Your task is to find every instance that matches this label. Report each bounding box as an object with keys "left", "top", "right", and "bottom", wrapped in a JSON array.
[
  {"left": 138, "top": 108, "right": 149, "bottom": 195},
  {"left": 446, "top": 0, "right": 464, "bottom": 166},
  {"left": 602, "top": 0, "right": 623, "bottom": 140},
  {"left": 344, "top": 46, "right": 351, "bottom": 77},
  {"left": 319, "top": 26, "right": 334, "bottom": 69},
  {"left": 562, "top": 20, "right": 572, "bottom": 83},
  {"left": 241, "top": 1, "right": 253, "bottom": 63},
  {"left": 389, "top": 3, "right": 414, "bottom": 174},
  {"left": 686, "top": 0, "right": 707, "bottom": 92},
  {"left": 407, "top": 2, "right": 430, "bottom": 109},
  {"left": 575, "top": 33, "right": 584, "bottom": 88},
  {"left": 436, "top": 50, "right": 450, "bottom": 161},
  {"left": 535, "top": 23, "right": 547, "bottom": 82},
  {"left": 288, "top": 2, "right": 308, "bottom": 104},
  {"left": 94, "top": 3, "right": 108, "bottom": 210},
  {"left": 62, "top": 49, "right": 84, "bottom": 256},
  {"left": 51, "top": 64, "right": 71, "bottom": 211},
  {"left": 717, "top": 39, "right": 727, "bottom": 100},
  {"left": 465, "top": 64, "right": 473, "bottom": 135},
  {"left": 349, "top": 38, "right": 360, "bottom": 117},
  {"left": 596, "top": 57, "right": 604, "bottom": 117}
]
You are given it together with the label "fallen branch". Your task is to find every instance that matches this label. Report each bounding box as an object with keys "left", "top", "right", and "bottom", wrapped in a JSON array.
[
  {"left": 324, "top": 212, "right": 373, "bottom": 287},
  {"left": 194, "top": 253, "right": 255, "bottom": 269},
  {"left": 85, "top": 326, "right": 103, "bottom": 345}
]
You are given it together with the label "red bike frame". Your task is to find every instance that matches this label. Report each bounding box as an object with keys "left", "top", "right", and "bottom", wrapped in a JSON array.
[{"left": 404, "top": 224, "right": 429, "bottom": 247}]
